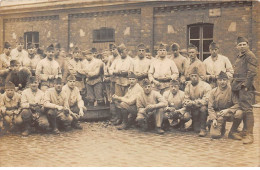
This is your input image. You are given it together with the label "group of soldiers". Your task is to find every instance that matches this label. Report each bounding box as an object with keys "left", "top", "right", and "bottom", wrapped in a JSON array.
[{"left": 0, "top": 36, "right": 258, "bottom": 145}]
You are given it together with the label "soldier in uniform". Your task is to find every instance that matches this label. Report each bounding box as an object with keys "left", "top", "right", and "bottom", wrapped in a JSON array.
[
  {"left": 133, "top": 43, "right": 151, "bottom": 84},
  {"left": 35, "top": 44, "right": 62, "bottom": 91},
  {"left": 20, "top": 76, "right": 50, "bottom": 136},
  {"left": 0, "top": 42, "right": 12, "bottom": 93},
  {"left": 231, "top": 36, "right": 258, "bottom": 144},
  {"left": 185, "top": 44, "right": 206, "bottom": 81},
  {"left": 148, "top": 43, "right": 179, "bottom": 94},
  {"left": 0, "top": 81, "right": 23, "bottom": 132},
  {"left": 101, "top": 50, "right": 112, "bottom": 105},
  {"left": 203, "top": 42, "right": 234, "bottom": 88},
  {"left": 81, "top": 49, "right": 104, "bottom": 106},
  {"left": 21, "top": 44, "right": 41, "bottom": 75},
  {"left": 43, "top": 77, "right": 73, "bottom": 134},
  {"left": 163, "top": 79, "right": 191, "bottom": 130},
  {"left": 183, "top": 67, "right": 212, "bottom": 137},
  {"left": 112, "top": 72, "right": 143, "bottom": 130},
  {"left": 54, "top": 43, "right": 69, "bottom": 84},
  {"left": 136, "top": 79, "right": 168, "bottom": 134},
  {"left": 5, "top": 60, "right": 31, "bottom": 91},
  {"left": 10, "top": 37, "right": 29, "bottom": 64},
  {"left": 62, "top": 75, "right": 86, "bottom": 129},
  {"left": 208, "top": 71, "right": 243, "bottom": 139},
  {"left": 145, "top": 48, "right": 153, "bottom": 60},
  {"left": 170, "top": 43, "right": 189, "bottom": 90}
]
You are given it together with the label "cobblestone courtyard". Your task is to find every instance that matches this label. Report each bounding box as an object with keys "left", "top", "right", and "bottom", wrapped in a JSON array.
[{"left": 0, "top": 108, "right": 259, "bottom": 167}]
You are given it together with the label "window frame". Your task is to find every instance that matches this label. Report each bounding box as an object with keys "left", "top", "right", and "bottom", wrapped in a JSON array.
[
  {"left": 93, "top": 27, "right": 115, "bottom": 43},
  {"left": 188, "top": 23, "right": 214, "bottom": 61},
  {"left": 24, "top": 31, "right": 39, "bottom": 49}
]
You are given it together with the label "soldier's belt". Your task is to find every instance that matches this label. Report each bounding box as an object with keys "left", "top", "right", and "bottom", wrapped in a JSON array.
[{"left": 155, "top": 78, "right": 171, "bottom": 82}]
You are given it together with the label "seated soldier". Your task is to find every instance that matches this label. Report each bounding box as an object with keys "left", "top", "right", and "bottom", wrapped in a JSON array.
[
  {"left": 62, "top": 75, "right": 86, "bottom": 129},
  {"left": 43, "top": 77, "right": 73, "bottom": 134},
  {"left": 112, "top": 72, "right": 143, "bottom": 130},
  {"left": 0, "top": 81, "right": 23, "bottom": 132},
  {"left": 20, "top": 76, "right": 50, "bottom": 136},
  {"left": 183, "top": 67, "right": 212, "bottom": 137},
  {"left": 208, "top": 71, "right": 243, "bottom": 139},
  {"left": 5, "top": 60, "right": 31, "bottom": 92},
  {"left": 163, "top": 79, "right": 191, "bottom": 130},
  {"left": 136, "top": 79, "right": 168, "bottom": 134}
]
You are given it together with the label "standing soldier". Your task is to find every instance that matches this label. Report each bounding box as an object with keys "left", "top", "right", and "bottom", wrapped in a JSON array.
[
  {"left": 183, "top": 67, "right": 212, "bottom": 137},
  {"left": 0, "top": 81, "right": 23, "bottom": 132},
  {"left": 44, "top": 77, "right": 73, "bottom": 134},
  {"left": 21, "top": 44, "right": 41, "bottom": 75},
  {"left": 35, "top": 44, "right": 62, "bottom": 92},
  {"left": 133, "top": 43, "right": 151, "bottom": 83},
  {"left": 231, "top": 36, "right": 258, "bottom": 144},
  {"left": 163, "top": 79, "right": 191, "bottom": 130},
  {"left": 67, "top": 47, "right": 85, "bottom": 92},
  {"left": 20, "top": 76, "right": 50, "bottom": 136},
  {"left": 81, "top": 49, "right": 104, "bottom": 106},
  {"left": 185, "top": 44, "right": 206, "bottom": 81},
  {"left": 148, "top": 43, "right": 179, "bottom": 94},
  {"left": 136, "top": 79, "right": 168, "bottom": 134},
  {"left": 0, "top": 42, "right": 12, "bottom": 93},
  {"left": 10, "top": 37, "right": 29, "bottom": 64},
  {"left": 170, "top": 43, "right": 189, "bottom": 90},
  {"left": 203, "top": 42, "right": 234, "bottom": 88},
  {"left": 101, "top": 50, "right": 112, "bottom": 105},
  {"left": 5, "top": 60, "right": 31, "bottom": 91},
  {"left": 208, "top": 71, "right": 243, "bottom": 139},
  {"left": 54, "top": 43, "right": 69, "bottom": 84},
  {"left": 62, "top": 75, "right": 86, "bottom": 129},
  {"left": 112, "top": 72, "right": 143, "bottom": 130}
]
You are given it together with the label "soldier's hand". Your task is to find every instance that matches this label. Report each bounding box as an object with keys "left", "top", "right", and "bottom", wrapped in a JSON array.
[
  {"left": 13, "top": 110, "right": 19, "bottom": 115},
  {"left": 146, "top": 105, "right": 155, "bottom": 112},
  {"left": 48, "top": 75, "right": 54, "bottom": 80},
  {"left": 212, "top": 119, "right": 217, "bottom": 128},
  {"left": 79, "top": 108, "right": 84, "bottom": 117},
  {"left": 56, "top": 106, "right": 64, "bottom": 111},
  {"left": 1, "top": 107, "right": 6, "bottom": 114}
]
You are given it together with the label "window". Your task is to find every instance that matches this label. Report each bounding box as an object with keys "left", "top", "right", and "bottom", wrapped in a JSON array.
[
  {"left": 93, "top": 27, "right": 115, "bottom": 43},
  {"left": 24, "top": 32, "right": 39, "bottom": 49},
  {"left": 188, "top": 24, "right": 213, "bottom": 60}
]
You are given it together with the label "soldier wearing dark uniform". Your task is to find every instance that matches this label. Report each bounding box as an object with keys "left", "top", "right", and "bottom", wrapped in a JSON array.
[
  {"left": 208, "top": 71, "right": 243, "bottom": 139},
  {"left": 20, "top": 76, "right": 50, "bottom": 136},
  {"left": 231, "top": 36, "right": 258, "bottom": 144}
]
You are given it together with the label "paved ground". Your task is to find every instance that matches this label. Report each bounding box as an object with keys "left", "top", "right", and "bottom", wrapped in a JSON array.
[{"left": 0, "top": 108, "right": 259, "bottom": 167}]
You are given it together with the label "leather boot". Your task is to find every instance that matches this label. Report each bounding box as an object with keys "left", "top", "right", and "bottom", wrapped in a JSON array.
[
  {"left": 243, "top": 112, "right": 254, "bottom": 144},
  {"left": 155, "top": 127, "right": 165, "bottom": 134},
  {"left": 117, "top": 109, "right": 129, "bottom": 130},
  {"left": 199, "top": 129, "right": 207, "bottom": 137},
  {"left": 228, "top": 118, "right": 242, "bottom": 140},
  {"left": 48, "top": 116, "right": 60, "bottom": 134},
  {"left": 21, "top": 124, "right": 30, "bottom": 136}
]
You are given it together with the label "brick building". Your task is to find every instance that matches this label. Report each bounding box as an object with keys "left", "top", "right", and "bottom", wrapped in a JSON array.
[{"left": 0, "top": 0, "right": 259, "bottom": 90}]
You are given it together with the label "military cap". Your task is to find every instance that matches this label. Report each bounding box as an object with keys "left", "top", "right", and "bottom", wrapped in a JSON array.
[
  {"left": 237, "top": 36, "right": 248, "bottom": 44},
  {"left": 73, "top": 46, "right": 81, "bottom": 53},
  {"left": 188, "top": 44, "right": 197, "bottom": 50},
  {"left": 209, "top": 42, "right": 219, "bottom": 49},
  {"left": 4, "top": 42, "right": 11, "bottom": 49},
  {"left": 54, "top": 43, "right": 61, "bottom": 49},
  {"left": 5, "top": 81, "right": 15, "bottom": 90},
  {"left": 137, "top": 43, "right": 145, "bottom": 49},
  {"left": 54, "top": 77, "right": 63, "bottom": 84},
  {"left": 190, "top": 67, "right": 199, "bottom": 75},
  {"left": 109, "top": 43, "right": 117, "bottom": 50},
  {"left": 29, "top": 76, "right": 38, "bottom": 84},
  {"left": 171, "top": 43, "right": 180, "bottom": 51},
  {"left": 145, "top": 48, "right": 150, "bottom": 53},
  {"left": 142, "top": 78, "right": 151, "bottom": 86},
  {"left": 67, "top": 74, "right": 76, "bottom": 81},
  {"left": 27, "top": 44, "right": 35, "bottom": 49},
  {"left": 158, "top": 43, "right": 167, "bottom": 50},
  {"left": 217, "top": 71, "right": 228, "bottom": 79},
  {"left": 10, "top": 59, "right": 20, "bottom": 66},
  {"left": 128, "top": 72, "right": 137, "bottom": 79},
  {"left": 117, "top": 43, "right": 127, "bottom": 53},
  {"left": 170, "top": 79, "right": 180, "bottom": 85},
  {"left": 17, "top": 36, "right": 24, "bottom": 44},
  {"left": 46, "top": 44, "right": 55, "bottom": 52},
  {"left": 91, "top": 47, "right": 97, "bottom": 53}
]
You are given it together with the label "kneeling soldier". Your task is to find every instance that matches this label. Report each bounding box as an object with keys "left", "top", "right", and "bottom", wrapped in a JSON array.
[
  {"left": 0, "top": 81, "right": 23, "bottom": 132},
  {"left": 44, "top": 77, "right": 73, "bottom": 134},
  {"left": 62, "top": 75, "right": 86, "bottom": 129},
  {"left": 112, "top": 72, "right": 143, "bottom": 130},
  {"left": 208, "top": 71, "right": 243, "bottom": 139},
  {"left": 183, "top": 67, "right": 212, "bottom": 137},
  {"left": 163, "top": 79, "right": 191, "bottom": 130},
  {"left": 136, "top": 79, "right": 168, "bottom": 134},
  {"left": 20, "top": 76, "right": 50, "bottom": 136}
]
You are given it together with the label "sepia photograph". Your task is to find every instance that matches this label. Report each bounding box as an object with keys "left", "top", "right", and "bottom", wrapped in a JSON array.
[{"left": 0, "top": 0, "right": 259, "bottom": 167}]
